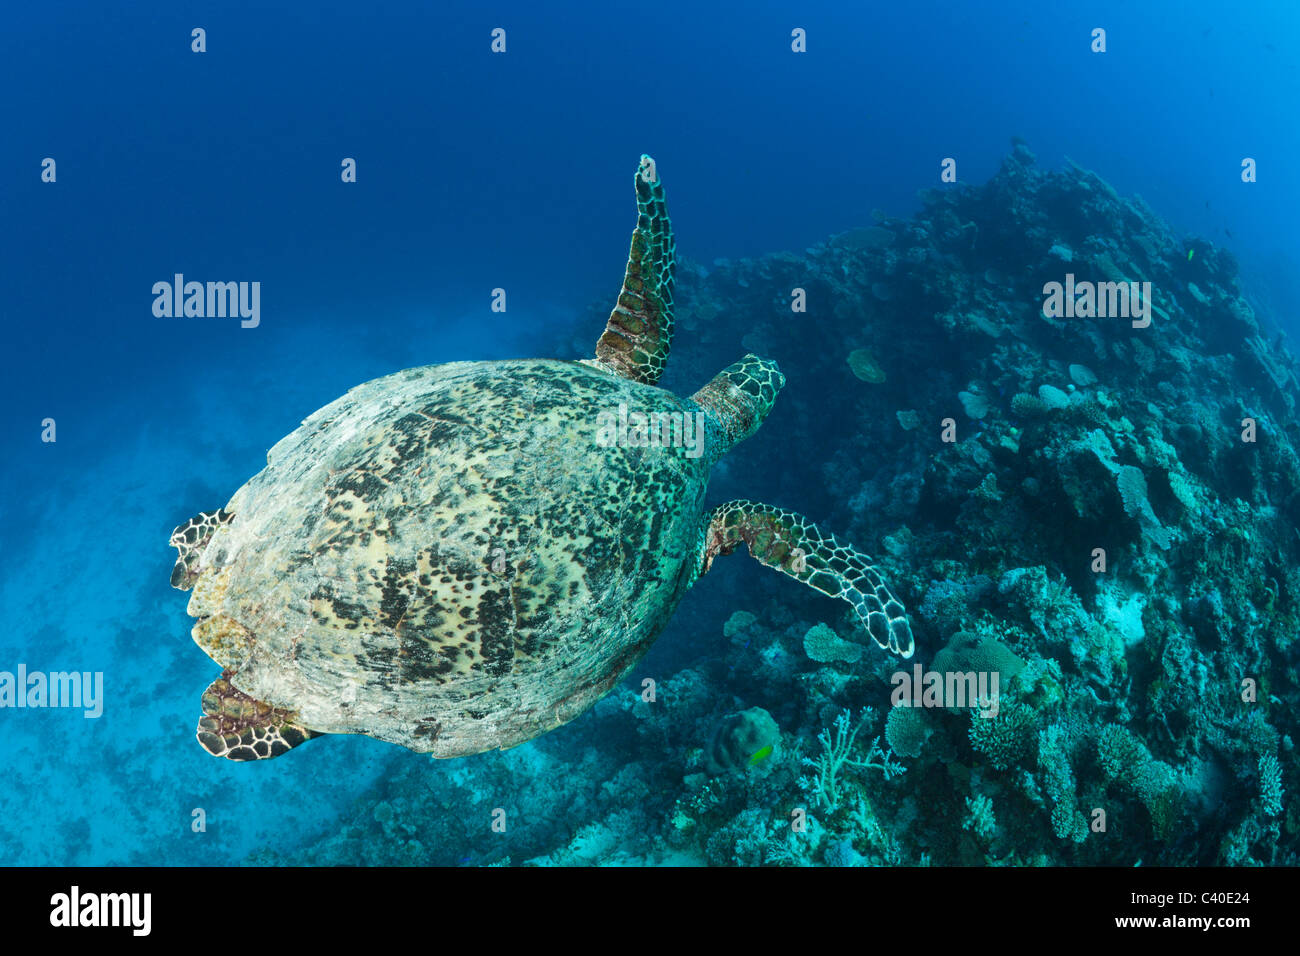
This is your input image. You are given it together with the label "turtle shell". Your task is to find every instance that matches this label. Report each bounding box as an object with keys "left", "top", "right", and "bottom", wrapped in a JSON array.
[{"left": 184, "top": 358, "right": 711, "bottom": 757}]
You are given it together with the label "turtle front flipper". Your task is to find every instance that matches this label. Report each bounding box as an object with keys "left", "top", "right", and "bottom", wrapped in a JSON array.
[
  {"left": 696, "top": 501, "right": 914, "bottom": 658},
  {"left": 196, "top": 674, "right": 322, "bottom": 760},
  {"left": 589, "top": 154, "right": 676, "bottom": 384},
  {"left": 169, "top": 508, "right": 234, "bottom": 590}
]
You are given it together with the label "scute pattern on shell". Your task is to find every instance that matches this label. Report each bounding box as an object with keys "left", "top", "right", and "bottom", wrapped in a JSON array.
[{"left": 184, "top": 359, "right": 710, "bottom": 757}]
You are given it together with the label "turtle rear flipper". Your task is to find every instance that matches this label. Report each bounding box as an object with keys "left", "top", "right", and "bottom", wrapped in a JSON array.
[
  {"left": 196, "top": 674, "right": 322, "bottom": 761},
  {"left": 590, "top": 154, "right": 676, "bottom": 384},
  {"left": 169, "top": 508, "right": 234, "bottom": 590},
  {"left": 696, "top": 500, "right": 914, "bottom": 658}
]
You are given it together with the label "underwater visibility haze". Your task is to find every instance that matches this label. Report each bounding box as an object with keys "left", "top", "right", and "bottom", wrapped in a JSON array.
[{"left": 1, "top": 1, "right": 1298, "bottom": 868}]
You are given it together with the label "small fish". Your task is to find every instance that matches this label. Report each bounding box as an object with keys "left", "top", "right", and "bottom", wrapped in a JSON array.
[
  {"left": 748, "top": 744, "right": 774, "bottom": 767},
  {"left": 1188, "top": 249, "right": 1195, "bottom": 261}
]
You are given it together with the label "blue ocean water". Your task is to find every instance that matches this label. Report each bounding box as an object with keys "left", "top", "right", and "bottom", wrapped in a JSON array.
[{"left": 1, "top": 1, "right": 1297, "bottom": 866}]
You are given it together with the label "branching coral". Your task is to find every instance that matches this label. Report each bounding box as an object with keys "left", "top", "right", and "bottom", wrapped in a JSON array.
[
  {"left": 799, "top": 708, "right": 906, "bottom": 811},
  {"left": 969, "top": 699, "right": 1038, "bottom": 770},
  {"left": 1038, "top": 725, "right": 1088, "bottom": 844},
  {"left": 963, "top": 794, "right": 997, "bottom": 841},
  {"left": 1258, "top": 753, "right": 1284, "bottom": 818},
  {"left": 885, "top": 705, "right": 933, "bottom": 758}
]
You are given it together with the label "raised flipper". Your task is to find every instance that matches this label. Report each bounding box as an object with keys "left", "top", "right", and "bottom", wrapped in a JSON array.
[
  {"left": 696, "top": 500, "right": 914, "bottom": 658},
  {"left": 169, "top": 508, "right": 234, "bottom": 590},
  {"left": 590, "top": 154, "right": 676, "bottom": 384},
  {"left": 196, "top": 673, "right": 322, "bottom": 761}
]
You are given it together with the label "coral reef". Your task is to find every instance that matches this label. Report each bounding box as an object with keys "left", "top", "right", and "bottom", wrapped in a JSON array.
[{"left": 257, "top": 144, "right": 1298, "bottom": 866}]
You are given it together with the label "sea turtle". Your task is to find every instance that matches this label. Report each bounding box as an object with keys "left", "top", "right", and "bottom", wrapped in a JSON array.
[{"left": 169, "top": 155, "right": 914, "bottom": 761}]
